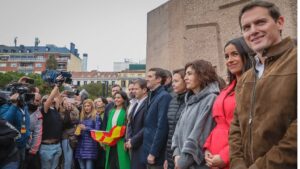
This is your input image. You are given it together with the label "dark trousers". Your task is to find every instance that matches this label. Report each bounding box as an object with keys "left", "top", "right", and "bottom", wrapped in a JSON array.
[
  {"left": 108, "top": 146, "right": 119, "bottom": 169},
  {"left": 23, "top": 151, "right": 41, "bottom": 169},
  {"left": 146, "top": 164, "right": 163, "bottom": 169},
  {"left": 95, "top": 145, "right": 105, "bottom": 169}
]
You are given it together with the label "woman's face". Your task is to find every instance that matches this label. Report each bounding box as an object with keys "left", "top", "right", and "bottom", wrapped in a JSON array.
[
  {"left": 83, "top": 102, "right": 92, "bottom": 114},
  {"left": 114, "top": 94, "right": 124, "bottom": 107},
  {"left": 184, "top": 66, "right": 200, "bottom": 91},
  {"left": 224, "top": 44, "right": 244, "bottom": 76},
  {"left": 172, "top": 73, "right": 186, "bottom": 94},
  {"left": 95, "top": 100, "right": 105, "bottom": 113}
]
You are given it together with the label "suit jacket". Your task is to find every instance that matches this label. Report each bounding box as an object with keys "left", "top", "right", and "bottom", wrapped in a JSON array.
[
  {"left": 128, "top": 98, "right": 148, "bottom": 169},
  {"left": 141, "top": 85, "right": 172, "bottom": 165},
  {"left": 127, "top": 98, "right": 147, "bottom": 149}
]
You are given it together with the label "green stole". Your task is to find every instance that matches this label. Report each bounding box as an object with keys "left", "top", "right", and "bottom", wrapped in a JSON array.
[{"left": 105, "top": 108, "right": 130, "bottom": 169}]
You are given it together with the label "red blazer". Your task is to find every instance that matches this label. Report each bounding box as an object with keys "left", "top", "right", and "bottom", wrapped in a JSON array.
[{"left": 203, "top": 80, "right": 236, "bottom": 169}]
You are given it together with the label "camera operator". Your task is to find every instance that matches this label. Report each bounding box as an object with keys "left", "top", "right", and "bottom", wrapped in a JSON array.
[
  {"left": 39, "top": 75, "right": 64, "bottom": 169},
  {"left": 3, "top": 90, "right": 31, "bottom": 169},
  {"left": 24, "top": 93, "right": 42, "bottom": 169}
]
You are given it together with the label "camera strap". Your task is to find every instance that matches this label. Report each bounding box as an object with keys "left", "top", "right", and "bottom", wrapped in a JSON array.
[{"left": 19, "top": 108, "right": 26, "bottom": 134}]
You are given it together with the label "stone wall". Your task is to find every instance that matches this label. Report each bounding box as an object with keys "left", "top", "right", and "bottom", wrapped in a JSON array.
[{"left": 146, "top": 0, "right": 297, "bottom": 78}]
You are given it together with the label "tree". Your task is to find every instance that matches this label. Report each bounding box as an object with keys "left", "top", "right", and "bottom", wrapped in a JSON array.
[
  {"left": 46, "top": 55, "right": 57, "bottom": 69},
  {"left": 78, "top": 83, "right": 103, "bottom": 100}
]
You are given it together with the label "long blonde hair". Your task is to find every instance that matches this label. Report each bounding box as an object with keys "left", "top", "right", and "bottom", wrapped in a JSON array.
[{"left": 80, "top": 99, "right": 97, "bottom": 121}]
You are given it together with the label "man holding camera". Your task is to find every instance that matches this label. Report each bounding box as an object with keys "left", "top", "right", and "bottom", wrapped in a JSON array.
[
  {"left": 39, "top": 76, "right": 64, "bottom": 169},
  {"left": 3, "top": 85, "right": 32, "bottom": 169}
]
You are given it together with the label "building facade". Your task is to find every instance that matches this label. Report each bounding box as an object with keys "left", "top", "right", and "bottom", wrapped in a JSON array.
[
  {"left": 0, "top": 43, "right": 82, "bottom": 74},
  {"left": 71, "top": 69, "right": 146, "bottom": 94},
  {"left": 146, "top": 0, "right": 297, "bottom": 78}
]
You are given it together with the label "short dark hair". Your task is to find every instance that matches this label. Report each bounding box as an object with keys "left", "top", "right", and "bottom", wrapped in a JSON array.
[
  {"left": 172, "top": 68, "right": 185, "bottom": 79},
  {"left": 185, "top": 59, "right": 218, "bottom": 90},
  {"left": 164, "top": 69, "right": 172, "bottom": 78},
  {"left": 239, "top": 1, "right": 281, "bottom": 29},
  {"left": 112, "top": 84, "right": 122, "bottom": 91},
  {"left": 134, "top": 78, "right": 148, "bottom": 90},
  {"left": 224, "top": 37, "right": 253, "bottom": 84},
  {"left": 128, "top": 80, "right": 135, "bottom": 86},
  {"left": 148, "top": 68, "right": 167, "bottom": 85},
  {"left": 99, "top": 96, "right": 108, "bottom": 105}
]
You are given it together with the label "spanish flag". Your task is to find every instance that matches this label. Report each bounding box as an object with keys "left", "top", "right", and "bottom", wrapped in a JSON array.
[{"left": 90, "top": 126, "right": 126, "bottom": 146}]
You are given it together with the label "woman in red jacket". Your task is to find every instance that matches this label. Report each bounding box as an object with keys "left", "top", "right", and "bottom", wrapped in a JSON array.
[{"left": 203, "top": 37, "right": 252, "bottom": 169}]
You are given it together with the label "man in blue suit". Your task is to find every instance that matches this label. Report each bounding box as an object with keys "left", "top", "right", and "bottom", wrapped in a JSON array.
[{"left": 141, "top": 68, "right": 172, "bottom": 169}]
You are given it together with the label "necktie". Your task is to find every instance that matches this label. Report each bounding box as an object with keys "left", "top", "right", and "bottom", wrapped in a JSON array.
[{"left": 130, "top": 103, "right": 138, "bottom": 121}]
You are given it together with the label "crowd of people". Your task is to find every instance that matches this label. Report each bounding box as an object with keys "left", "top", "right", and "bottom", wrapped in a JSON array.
[{"left": 0, "top": 1, "right": 297, "bottom": 169}]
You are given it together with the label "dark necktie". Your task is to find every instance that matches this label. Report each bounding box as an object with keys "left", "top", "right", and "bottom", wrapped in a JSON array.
[{"left": 130, "top": 103, "right": 138, "bottom": 121}]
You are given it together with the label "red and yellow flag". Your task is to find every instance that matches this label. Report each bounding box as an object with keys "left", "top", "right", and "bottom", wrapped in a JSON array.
[{"left": 90, "top": 126, "right": 126, "bottom": 146}]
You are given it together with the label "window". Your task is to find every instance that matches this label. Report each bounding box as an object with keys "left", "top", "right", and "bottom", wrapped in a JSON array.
[
  {"left": 91, "top": 81, "right": 94, "bottom": 84},
  {"left": 36, "top": 56, "right": 44, "bottom": 61},
  {"left": 11, "top": 63, "right": 17, "bottom": 67},
  {"left": 84, "top": 81, "right": 87, "bottom": 85},
  {"left": 77, "top": 81, "right": 81, "bottom": 86},
  {"left": 0, "top": 63, "right": 7, "bottom": 67},
  {"left": 121, "top": 80, "right": 126, "bottom": 87},
  {"left": 35, "top": 63, "right": 42, "bottom": 68}
]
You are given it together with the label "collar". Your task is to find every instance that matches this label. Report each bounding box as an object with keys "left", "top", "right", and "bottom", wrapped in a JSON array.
[
  {"left": 262, "top": 37, "right": 295, "bottom": 65},
  {"left": 150, "top": 85, "right": 163, "bottom": 95}
]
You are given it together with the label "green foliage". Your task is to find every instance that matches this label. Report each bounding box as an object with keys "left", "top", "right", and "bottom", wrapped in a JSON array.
[
  {"left": 78, "top": 83, "right": 104, "bottom": 100},
  {"left": 0, "top": 71, "right": 24, "bottom": 88},
  {"left": 46, "top": 55, "right": 58, "bottom": 69},
  {"left": 0, "top": 71, "right": 52, "bottom": 96}
]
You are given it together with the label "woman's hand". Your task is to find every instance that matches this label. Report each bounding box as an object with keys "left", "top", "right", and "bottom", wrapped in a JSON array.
[
  {"left": 205, "top": 153, "right": 226, "bottom": 168},
  {"left": 174, "top": 155, "right": 180, "bottom": 169},
  {"left": 78, "top": 124, "right": 86, "bottom": 130},
  {"left": 163, "top": 160, "right": 168, "bottom": 169}
]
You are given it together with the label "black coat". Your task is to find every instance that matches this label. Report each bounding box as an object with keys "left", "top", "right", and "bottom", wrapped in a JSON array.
[
  {"left": 127, "top": 98, "right": 147, "bottom": 169},
  {"left": 166, "top": 93, "right": 186, "bottom": 169}
]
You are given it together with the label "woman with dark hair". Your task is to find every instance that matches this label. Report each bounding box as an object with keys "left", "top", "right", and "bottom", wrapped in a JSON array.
[
  {"left": 203, "top": 37, "right": 252, "bottom": 169},
  {"left": 105, "top": 91, "right": 130, "bottom": 169},
  {"left": 165, "top": 68, "right": 187, "bottom": 169},
  {"left": 172, "top": 59, "right": 220, "bottom": 169}
]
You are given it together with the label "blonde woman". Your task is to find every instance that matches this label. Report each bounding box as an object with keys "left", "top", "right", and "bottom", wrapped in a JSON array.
[{"left": 75, "top": 99, "right": 101, "bottom": 169}]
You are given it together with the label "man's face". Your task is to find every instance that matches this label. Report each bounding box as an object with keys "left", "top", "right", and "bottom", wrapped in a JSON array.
[
  {"left": 33, "top": 94, "right": 41, "bottom": 106},
  {"left": 134, "top": 83, "right": 147, "bottom": 100},
  {"left": 128, "top": 84, "right": 135, "bottom": 99},
  {"left": 241, "top": 7, "right": 284, "bottom": 53},
  {"left": 146, "top": 71, "right": 161, "bottom": 90},
  {"left": 112, "top": 86, "right": 121, "bottom": 97}
]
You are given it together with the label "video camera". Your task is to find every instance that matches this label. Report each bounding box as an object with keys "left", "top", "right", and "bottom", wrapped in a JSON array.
[
  {"left": 0, "top": 82, "right": 35, "bottom": 106},
  {"left": 41, "top": 69, "right": 72, "bottom": 86}
]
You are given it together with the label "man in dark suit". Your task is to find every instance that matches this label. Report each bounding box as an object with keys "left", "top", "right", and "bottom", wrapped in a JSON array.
[
  {"left": 125, "top": 78, "right": 148, "bottom": 169},
  {"left": 141, "top": 68, "right": 172, "bottom": 169}
]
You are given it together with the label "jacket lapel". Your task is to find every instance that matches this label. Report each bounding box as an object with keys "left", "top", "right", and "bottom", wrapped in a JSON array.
[{"left": 132, "top": 99, "right": 147, "bottom": 120}]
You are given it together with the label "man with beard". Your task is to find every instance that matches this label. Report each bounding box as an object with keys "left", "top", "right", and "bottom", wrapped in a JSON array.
[{"left": 24, "top": 93, "right": 43, "bottom": 169}]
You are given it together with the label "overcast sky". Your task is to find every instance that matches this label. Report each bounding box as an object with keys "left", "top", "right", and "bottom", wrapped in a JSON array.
[{"left": 0, "top": 0, "right": 169, "bottom": 71}]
